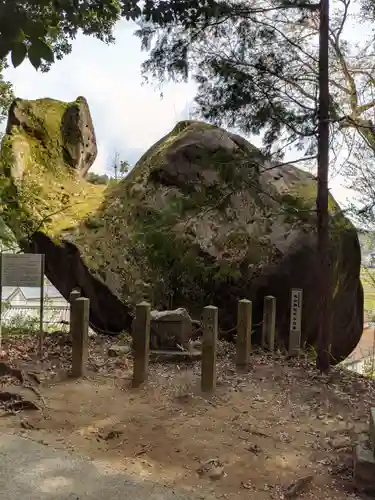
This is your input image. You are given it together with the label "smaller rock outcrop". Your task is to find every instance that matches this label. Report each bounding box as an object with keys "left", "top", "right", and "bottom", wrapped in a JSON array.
[
  {"left": 132, "top": 308, "right": 194, "bottom": 350},
  {"left": 61, "top": 96, "right": 97, "bottom": 177},
  {"left": 5, "top": 96, "right": 97, "bottom": 181}
]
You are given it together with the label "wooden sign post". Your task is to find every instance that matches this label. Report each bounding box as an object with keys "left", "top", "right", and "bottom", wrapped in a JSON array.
[{"left": 289, "top": 288, "right": 303, "bottom": 355}]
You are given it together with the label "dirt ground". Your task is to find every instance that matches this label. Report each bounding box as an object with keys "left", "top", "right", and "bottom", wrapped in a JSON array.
[{"left": 0, "top": 331, "right": 373, "bottom": 500}]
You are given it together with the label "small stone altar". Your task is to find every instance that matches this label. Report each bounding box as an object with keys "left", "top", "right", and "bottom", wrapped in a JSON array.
[{"left": 354, "top": 408, "right": 375, "bottom": 493}]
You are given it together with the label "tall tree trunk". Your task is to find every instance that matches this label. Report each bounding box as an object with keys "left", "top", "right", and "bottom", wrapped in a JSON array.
[{"left": 316, "top": 0, "right": 331, "bottom": 372}]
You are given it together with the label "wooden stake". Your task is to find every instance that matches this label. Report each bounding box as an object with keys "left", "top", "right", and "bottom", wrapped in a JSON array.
[
  {"left": 236, "top": 299, "right": 252, "bottom": 369},
  {"left": 132, "top": 302, "right": 151, "bottom": 388},
  {"left": 201, "top": 305, "right": 218, "bottom": 393},
  {"left": 71, "top": 297, "right": 89, "bottom": 378}
]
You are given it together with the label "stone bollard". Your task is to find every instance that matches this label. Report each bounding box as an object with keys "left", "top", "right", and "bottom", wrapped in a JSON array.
[
  {"left": 354, "top": 408, "right": 375, "bottom": 494},
  {"left": 261, "top": 296, "right": 276, "bottom": 352},
  {"left": 236, "top": 299, "right": 252, "bottom": 369},
  {"left": 132, "top": 302, "right": 151, "bottom": 388},
  {"left": 71, "top": 297, "right": 89, "bottom": 378},
  {"left": 69, "top": 289, "right": 81, "bottom": 303},
  {"left": 69, "top": 289, "right": 81, "bottom": 340},
  {"left": 201, "top": 305, "right": 218, "bottom": 393}
]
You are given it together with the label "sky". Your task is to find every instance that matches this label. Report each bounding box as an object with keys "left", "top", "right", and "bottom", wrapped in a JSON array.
[
  {"left": 2, "top": 18, "right": 351, "bottom": 204},
  {"left": 3, "top": 21, "right": 198, "bottom": 174}
]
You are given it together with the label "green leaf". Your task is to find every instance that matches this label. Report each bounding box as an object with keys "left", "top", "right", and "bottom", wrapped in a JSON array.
[
  {"left": 0, "top": 41, "right": 11, "bottom": 60},
  {"left": 10, "top": 42, "right": 27, "bottom": 68},
  {"left": 30, "top": 39, "right": 55, "bottom": 64},
  {"left": 27, "top": 44, "right": 42, "bottom": 70},
  {"left": 23, "top": 20, "right": 47, "bottom": 39},
  {"left": 0, "top": 22, "right": 22, "bottom": 43}
]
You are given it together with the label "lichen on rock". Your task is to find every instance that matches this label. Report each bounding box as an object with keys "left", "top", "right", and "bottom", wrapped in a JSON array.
[
  {"left": 0, "top": 97, "right": 104, "bottom": 239},
  {"left": 0, "top": 96, "right": 130, "bottom": 334},
  {"left": 0, "top": 102, "right": 363, "bottom": 362}
]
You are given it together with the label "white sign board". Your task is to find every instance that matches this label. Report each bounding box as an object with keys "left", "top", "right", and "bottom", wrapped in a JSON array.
[
  {"left": 1, "top": 253, "right": 43, "bottom": 287},
  {"left": 289, "top": 288, "right": 303, "bottom": 355},
  {"left": 0, "top": 253, "right": 45, "bottom": 356}
]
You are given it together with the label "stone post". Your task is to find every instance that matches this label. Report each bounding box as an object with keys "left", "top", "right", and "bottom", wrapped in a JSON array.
[
  {"left": 69, "top": 289, "right": 81, "bottom": 335},
  {"left": 70, "top": 290, "right": 81, "bottom": 303},
  {"left": 201, "top": 305, "right": 218, "bottom": 393},
  {"left": 71, "top": 297, "right": 89, "bottom": 378},
  {"left": 261, "top": 295, "right": 276, "bottom": 352},
  {"left": 132, "top": 302, "right": 151, "bottom": 388},
  {"left": 354, "top": 408, "right": 375, "bottom": 493},
  {"left": 236, "top": 299, "right": 252, "bottom": 369}
]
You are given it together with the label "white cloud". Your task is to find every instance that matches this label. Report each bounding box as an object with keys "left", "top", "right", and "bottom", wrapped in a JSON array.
[{"left": 3, "top": 20, "right": 197, "bottom": 174}]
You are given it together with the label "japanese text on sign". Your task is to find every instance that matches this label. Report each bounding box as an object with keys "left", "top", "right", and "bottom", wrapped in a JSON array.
[
  {"left": 1, "top": 253, "right": 43, "bottom": 287},
  {"left": 290, "top": 288, "right": 302, "bottom": 333}
]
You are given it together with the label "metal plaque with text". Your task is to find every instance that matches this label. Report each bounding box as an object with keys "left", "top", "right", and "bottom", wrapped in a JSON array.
[{"left": 1, "top": 253, "right": 43, "bottom": 287}]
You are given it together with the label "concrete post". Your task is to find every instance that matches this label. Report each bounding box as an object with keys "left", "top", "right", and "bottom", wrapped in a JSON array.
[
  {"left": 132, "top": 302, "right": 151, "bottom": 388},
  {"left": 69, "top": 289, "right": 81, "bottom": 336},
  {"left": 69, "top": 289, "right": 81, "bottom": 303},
  {"left": 236, "top": 299, "right": 252, "bottom": 369},
  {"left": 71, "top": 297, "right": 89, "bottom": 378},
  {"left": 201, "top": 305, "right": 218, "bottom": 393},
  {"left": 262, "top": 295, "right": 276, "bottom": 352}
]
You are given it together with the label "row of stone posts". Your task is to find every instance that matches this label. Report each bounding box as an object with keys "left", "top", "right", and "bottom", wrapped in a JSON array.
[
  {"left": 131, "top": 290, "right": 303, "bottom": 393},
  {"left": 67, "top": 289, "right": 303, "bottom": 390}
]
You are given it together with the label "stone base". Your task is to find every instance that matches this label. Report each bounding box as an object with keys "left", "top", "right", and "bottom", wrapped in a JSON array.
[
  {"left": 149, "top": 349, "right": 201, "bottom": 363},
  {"left": 354, "top": 443, "right": 375, "bottom": 493}
]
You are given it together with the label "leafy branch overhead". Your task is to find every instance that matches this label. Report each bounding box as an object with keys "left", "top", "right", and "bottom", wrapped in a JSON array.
[
  {"left": 0, "top": 0, "right": 228, "bottom": 70},
  {"left": 136, "top": 0, "right": 375, "bottom": 162},
  {"left": 0, "top": 0, "right": 141, "bottom": 69},
  {"left": 0, "top": 0, "right": 320, "bottom": 71}
]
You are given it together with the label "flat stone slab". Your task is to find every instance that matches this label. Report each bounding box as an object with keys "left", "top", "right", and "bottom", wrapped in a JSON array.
[
  {"left": 354, "top": 443, "right": 375, "bottom": 494},
  {"left": 150, "top": 349, "right": 201, "bottom": 363},
  {"left": 0, "top": 433, "right": 201, "bottom": 499}
]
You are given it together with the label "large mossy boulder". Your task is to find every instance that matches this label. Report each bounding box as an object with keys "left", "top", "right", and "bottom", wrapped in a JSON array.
[
  {"left": 0, "top": 97, "right": 363, "bottom": 362},
  {"left": 0, "top": 96, "right": 130, "bottom": 331}
]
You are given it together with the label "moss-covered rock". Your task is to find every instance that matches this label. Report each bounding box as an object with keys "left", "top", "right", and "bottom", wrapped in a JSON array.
[
  {"left": 0, "top": 96, "right": 129, "bottom": 332},
  {"left": 0, "top": 96, "right": 102, "bottom": 239},
  {"left": 0, "top": 103, "right": 363, "bottom": 362}
]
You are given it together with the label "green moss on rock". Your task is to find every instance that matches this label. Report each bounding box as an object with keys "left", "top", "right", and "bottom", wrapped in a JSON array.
[
  {"left": 0, "top": 112, "right": 363, "bottom": 362},
  {"left": 0, "top": 97, "right": 103, "bottom": 242}
]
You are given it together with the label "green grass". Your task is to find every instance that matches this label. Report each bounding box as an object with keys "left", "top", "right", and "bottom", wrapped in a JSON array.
[{"left": 361, "top": 266, "right": 375, "bottom": 313}]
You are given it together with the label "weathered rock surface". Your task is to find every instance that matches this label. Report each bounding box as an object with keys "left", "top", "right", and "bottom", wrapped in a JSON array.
[
  {"left": 131, "top": 307, "right": 194, "bottom": 350},
  {"left": 0, "top": 97, "right": 130, "bottom": 334},
  {"left": 6, "top": 96, "right": 97, "bottom": 180},
  {"left": 354, "top": 443, "right": 375, "bottom": 494},
  {"left": 0, "top": 98, "right": 363, "bottom": 362},
  {"left": 149, "top": 308, "right": 193, "bottom": 349}
]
